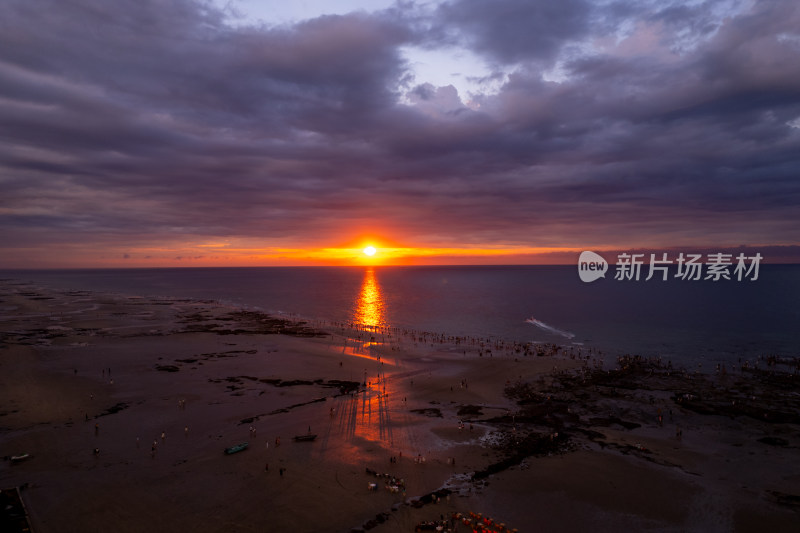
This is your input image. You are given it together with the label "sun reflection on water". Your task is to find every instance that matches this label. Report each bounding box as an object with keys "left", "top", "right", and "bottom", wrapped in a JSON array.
[
  {"left": 354, "top": 268, "right": 384, "bottom": 330},
  {"left": 331, "top": 383, "right": 394, "bottom": 446},
  {"left": 325, "top": 268, "right": 401, "bottom": 450}
]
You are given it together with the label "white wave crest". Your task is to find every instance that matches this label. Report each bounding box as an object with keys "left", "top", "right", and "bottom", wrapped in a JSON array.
[{"left": 525, "top": 317, "right": 576, "bottom": 339}]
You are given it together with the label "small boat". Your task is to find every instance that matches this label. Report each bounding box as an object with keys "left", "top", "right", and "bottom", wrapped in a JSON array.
[
  {"left": 224, "top": 442, "right": 249, "bottom": 455},
  {"left": 10, "top": 453, "right": 31, "bottom": 463},
  {"left": 293, "top": 434, "right": 317, "bottom": 442}
]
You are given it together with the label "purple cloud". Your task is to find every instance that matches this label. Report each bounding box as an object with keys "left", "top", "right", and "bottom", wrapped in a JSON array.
[{"left": 0, "top": 0, "right": 798, "bottom": 266}]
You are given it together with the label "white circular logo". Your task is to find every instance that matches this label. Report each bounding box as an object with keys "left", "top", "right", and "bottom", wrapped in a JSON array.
[{"left": 578, "top": 251, "right": 608, "bottom": 282}]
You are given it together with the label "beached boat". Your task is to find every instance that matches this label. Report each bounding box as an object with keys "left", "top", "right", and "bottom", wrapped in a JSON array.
[
  {"left": 224, "top": 442, "right": 249, "bottom": 455},
  {"left": 293, "top": 434, "right": 317, "bottom": 442}
]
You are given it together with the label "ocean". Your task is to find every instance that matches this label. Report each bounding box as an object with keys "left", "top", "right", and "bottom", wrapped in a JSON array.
[{"left": 2, "top": 265, "right": 798, "bottom": 368}]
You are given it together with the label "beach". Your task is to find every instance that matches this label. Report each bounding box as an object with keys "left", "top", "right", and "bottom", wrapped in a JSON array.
[{"left": 1, "top": 280, "right": 798, "bottom": 532}]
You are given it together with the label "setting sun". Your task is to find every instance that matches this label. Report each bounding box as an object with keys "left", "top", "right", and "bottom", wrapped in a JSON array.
[{"left": 363, "top": 246, "right": 377, "bottom": 256}]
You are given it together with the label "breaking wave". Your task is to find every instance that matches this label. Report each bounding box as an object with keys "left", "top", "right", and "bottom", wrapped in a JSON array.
[{"left": 525, "top": 317, "right": 576, "bottom": 340}]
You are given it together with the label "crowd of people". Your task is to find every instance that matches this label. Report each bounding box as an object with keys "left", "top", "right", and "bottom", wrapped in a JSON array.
[{"left": 415, "top": 511, "right": 518, "bottom": 533}]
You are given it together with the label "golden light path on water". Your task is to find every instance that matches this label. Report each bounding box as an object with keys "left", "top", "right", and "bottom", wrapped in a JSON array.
[
  {"left": 326, "top": 267, "right": 399, "bottom": 449},
  {"left": 319, "top": 269, "right": 437, "bottom": 458},
  {"left": 354, "top": 268, "right": 384, "bottom": 330}
]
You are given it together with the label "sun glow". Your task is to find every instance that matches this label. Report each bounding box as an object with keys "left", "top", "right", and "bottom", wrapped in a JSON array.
[{"left": 107, "top": 236, "right": 583, "bottom": 267}]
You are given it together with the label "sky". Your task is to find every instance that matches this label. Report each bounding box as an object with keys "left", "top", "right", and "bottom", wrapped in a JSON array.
[{"left": 1, "top": 0, "right": 799, "bottom": 268}]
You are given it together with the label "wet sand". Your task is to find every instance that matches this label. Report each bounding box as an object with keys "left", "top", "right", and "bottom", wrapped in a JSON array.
[{"left": 1, "top": 280, "right": 798, "bottom": 532}]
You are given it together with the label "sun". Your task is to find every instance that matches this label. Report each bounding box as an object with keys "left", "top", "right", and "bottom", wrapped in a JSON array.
[{"left": 363, "top": 246, "right": 377, "bottom": 256}]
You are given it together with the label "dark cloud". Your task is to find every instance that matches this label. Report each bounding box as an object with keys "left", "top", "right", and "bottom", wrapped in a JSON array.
[
  {"left": 435, "top": 0, "right": 593, "bottom": 65},
  {"left": 0, "top": 0, "right": 798, "bottom": 266}
]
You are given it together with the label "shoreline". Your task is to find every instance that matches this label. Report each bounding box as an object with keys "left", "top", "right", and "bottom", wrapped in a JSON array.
[
  {"left": 1, "top": 280, "right": 799, "bottom": 532},
  {"left": 7, "top": 266, "right": 796, "bottom": 371}
]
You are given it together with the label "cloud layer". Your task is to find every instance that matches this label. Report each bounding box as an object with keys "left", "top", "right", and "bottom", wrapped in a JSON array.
[{"left": 1, "top": 0, "right": 798, "bottom": 266}]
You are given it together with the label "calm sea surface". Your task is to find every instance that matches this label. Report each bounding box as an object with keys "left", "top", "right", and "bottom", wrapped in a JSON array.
[{"left": 2, "top": 265, "right": 798, "bottom": 367}]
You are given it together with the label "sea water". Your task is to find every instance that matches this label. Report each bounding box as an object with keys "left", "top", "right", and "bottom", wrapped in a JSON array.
[{"left": 2, "top": 265, "right": 798, "bottom": 368}]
